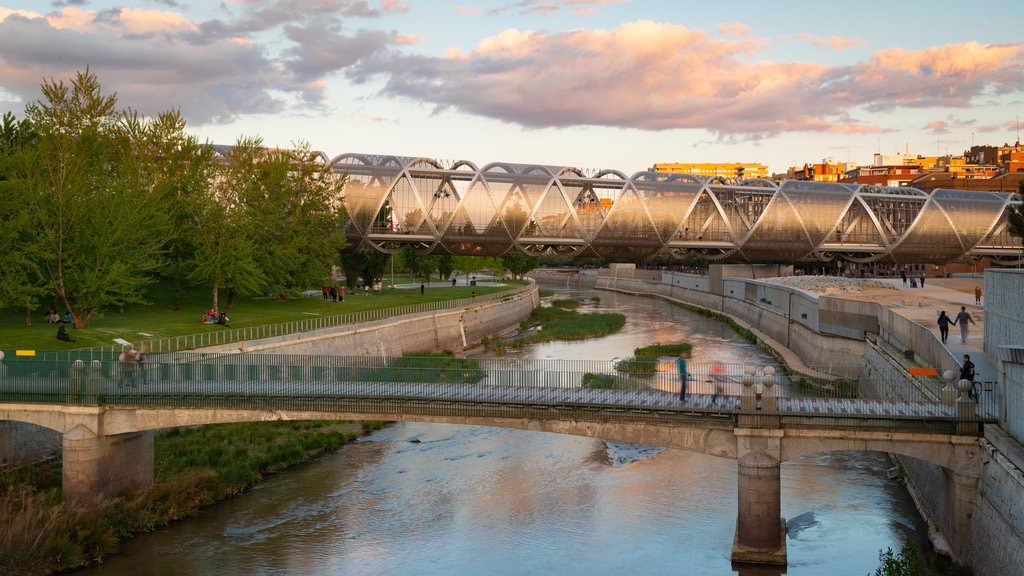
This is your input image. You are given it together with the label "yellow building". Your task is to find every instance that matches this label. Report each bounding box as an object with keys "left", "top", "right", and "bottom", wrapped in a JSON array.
[{"left": 650, "top": 162, "right": 769, "bottom": 179}]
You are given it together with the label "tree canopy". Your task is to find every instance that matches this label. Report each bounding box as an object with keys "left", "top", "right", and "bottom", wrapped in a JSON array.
[{"left": 0, "top": 69, "right": 349, "bottom": 327}]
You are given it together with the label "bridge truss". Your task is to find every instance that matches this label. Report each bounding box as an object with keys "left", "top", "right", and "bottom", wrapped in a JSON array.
[{"left": 328, "top": 153, "right": 1023, "bottom": 264}]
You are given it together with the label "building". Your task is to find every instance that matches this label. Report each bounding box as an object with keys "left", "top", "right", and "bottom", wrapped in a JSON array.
[{"left": 650, "top": 162, "right": 769, "bottom": 180}]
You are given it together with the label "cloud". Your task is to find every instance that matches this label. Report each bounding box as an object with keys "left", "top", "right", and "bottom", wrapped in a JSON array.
[
  {"left": 785, "top": 33, "right": 865, "bottom": 51},
  {"left": 0, "top": 1, "right": 396, "bottom": 124},
  {"left": 352, "top": 22, "right": 1024, "bottom": 138},
  {"left": 489, "top": 0, "right": 631, "bottom": 18}
]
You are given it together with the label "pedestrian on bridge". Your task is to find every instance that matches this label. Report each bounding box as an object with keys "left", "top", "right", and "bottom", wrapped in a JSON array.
[
  {"left": 953, "top": 306, "right": 976, "bottom": 344},
  {"left": 677, "top": 352, "right": 689, "bottom": 403}
]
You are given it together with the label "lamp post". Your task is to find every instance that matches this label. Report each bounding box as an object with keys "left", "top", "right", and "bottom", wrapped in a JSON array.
[{"left": 741, "top": 365, "right": 778, "bottom": 427}]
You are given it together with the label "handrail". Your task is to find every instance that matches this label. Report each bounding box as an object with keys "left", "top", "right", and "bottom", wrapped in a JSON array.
[{"left": 0, "top": 353, "right": 993, "bottom": 430}]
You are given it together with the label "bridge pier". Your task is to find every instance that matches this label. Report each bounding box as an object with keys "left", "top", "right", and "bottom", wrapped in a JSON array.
[
  {"left": 62, "top": 422, "right": 154, "bottom": 506},
  {"left": 732, "top": 429, "right": 787, "bottom": 566}
]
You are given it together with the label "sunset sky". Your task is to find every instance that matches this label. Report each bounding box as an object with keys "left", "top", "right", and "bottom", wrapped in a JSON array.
[{"left": 1, "top": 0, "right": 1022, "bottom": 175}]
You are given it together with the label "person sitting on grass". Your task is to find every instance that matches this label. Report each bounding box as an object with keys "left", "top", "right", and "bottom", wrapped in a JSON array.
[
  {"left": 56, "top": 324, "right": 75, "bottom": 342},
  {"left": 216, "top": 311, "right": 229, "bottom": 325}
]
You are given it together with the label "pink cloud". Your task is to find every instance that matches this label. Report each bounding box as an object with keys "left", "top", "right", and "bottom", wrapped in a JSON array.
[
  {"left": 717, "top": 22, "right": 752, "bottom": 38},
  {"left": 361, "top": 21, "right": 1023, "bottom": 137},
  {"left": 785, "top": 33, "right": 864, "bottom": 51},
  {"left": 381, "top": 1, "right": 410, "bottom": 14}
]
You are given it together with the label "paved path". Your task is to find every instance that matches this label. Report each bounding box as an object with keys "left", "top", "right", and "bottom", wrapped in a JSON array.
[{"left": 844, "top": 277, "right": 995, "bottom": 383}]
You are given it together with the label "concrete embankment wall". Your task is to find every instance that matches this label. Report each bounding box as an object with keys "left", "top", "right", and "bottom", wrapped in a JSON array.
[
  {"left": 198, "top": 284, "right": 540, "bottom": 356},
  {"left": 597, "top": 265, "right": 1024, "bottom": 573}
]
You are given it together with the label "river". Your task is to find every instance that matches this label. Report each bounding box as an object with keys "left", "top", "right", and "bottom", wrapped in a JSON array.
[{"left": 73, "top": 287, "right": 929, "bottom": 576}]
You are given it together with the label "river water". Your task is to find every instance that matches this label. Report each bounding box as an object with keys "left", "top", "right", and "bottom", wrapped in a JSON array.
[{"left": 73, "top": 288, "right": 928, "bottom": 576}]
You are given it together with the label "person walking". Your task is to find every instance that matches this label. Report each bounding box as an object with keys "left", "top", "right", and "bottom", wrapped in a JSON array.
[
  {"left": 953, "top": 306, "right": 976, "bottom": 344},
  {"left": 677, "top": 352, "right": 689, "bottom": 403},
  {"left": 936, "top": 311, "right": 952, "bottom": 344},
  {"left": 974, "top": 286, "right": 982, "bottom": 305},
  {"left": 137, "top": 346, "right": 149, "bottom": 385},
  {"left": 709, "top": 361, "right": 725, "bottom": 404}
]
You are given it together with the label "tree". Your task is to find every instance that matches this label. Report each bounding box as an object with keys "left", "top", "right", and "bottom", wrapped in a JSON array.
[
  {"left": 397, "top": 245, "right": 423, "bottom": 278},
  {"left": 453, "top": 256, "right": 487, "bottom": 284},
  {"left": 435, "top": 254, "right": 454, "bottom": 281},
  {"left": 501, "top": 250, "right": 539, "bottom": 279},
  {"left": 143, "top": 111, "right": 219, "bottom": 311},
  {"left": 241, "top": 141, "right": 348, "bottom": 298},
  {"left": 188, "top": 137, "right": 265, "bottom": 313},
  {"left": 22, "top": 69, "right": 172, "bottom": 328},
  {"left": 1006, "top": 182, "right": 1024, "bottom": 240},
  {"left": 0, "top": 112, "right": 47, "bottom": 325}
]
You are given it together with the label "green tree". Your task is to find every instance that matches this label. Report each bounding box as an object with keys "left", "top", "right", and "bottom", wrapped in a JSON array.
[
  {"left": 189, "top": 137, "right": 265, "bottom": 313},
  {"left": 397, "top": 245, "right": 423, "bottom": 278},
  {"left": 501, "top": 250, "right": 539, "bottom": 279},
  {"left": 22, "top": 69, "right": 171, "bottom": 327},
  {"left": 435, "top": 254, "right": 454, "bottom": 281},
  {"left": 453, "top": 255, "right": 487, "bottom": 285},
  {"left": 1006, "top": 182, "right": 1024, "bottom": 240},
  {"left": 143, "top": 111, "right": 218, "bottom": 311},
  {"left": 0, "top": 112, "right": 47, "bottom": 325},
  {"left": 241, "top": 141, "right": 348, "bottom": 298}
]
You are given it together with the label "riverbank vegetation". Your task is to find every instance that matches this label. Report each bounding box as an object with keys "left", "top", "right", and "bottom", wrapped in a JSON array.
[
  {"left": 614, "top": 343, "right": 692, "bottom": 374},
  {"left": 491, "top": 303, "right": 625, "bottom": 352},
  {"left": 0, "top": 420, "right": 382, "bottom": 575}
]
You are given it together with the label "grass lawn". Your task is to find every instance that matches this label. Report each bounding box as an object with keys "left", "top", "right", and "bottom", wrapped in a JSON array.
[{"left": 1, "top": 277, "right": 522, "bottom": 351}]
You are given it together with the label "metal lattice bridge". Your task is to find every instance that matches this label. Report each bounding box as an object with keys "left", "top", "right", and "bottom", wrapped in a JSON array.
[{"left": 318, "top": 152, "right": 1023, "bottom": 264}]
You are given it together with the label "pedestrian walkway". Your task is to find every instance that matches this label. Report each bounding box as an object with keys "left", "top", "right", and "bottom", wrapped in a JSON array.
[{"left": 864, "top": 277, "right": 995, "bottom": 384}]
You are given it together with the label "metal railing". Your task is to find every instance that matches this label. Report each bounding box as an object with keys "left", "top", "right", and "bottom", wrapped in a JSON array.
[
  {"left": 68, "top": 283, "right": 535, "bottom": 356},
  {"left": 0, "top": 354, "right": 993, "bottom": 431}
]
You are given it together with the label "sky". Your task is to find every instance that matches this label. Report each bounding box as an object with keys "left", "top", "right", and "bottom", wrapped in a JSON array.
[{"left": 0, "top": 0, "right": 1022, "bottom": 175}]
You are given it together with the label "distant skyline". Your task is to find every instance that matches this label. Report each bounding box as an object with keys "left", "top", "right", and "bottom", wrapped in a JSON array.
[{"left": 1, "top": 0, "right": 1022, "bottom": 174}]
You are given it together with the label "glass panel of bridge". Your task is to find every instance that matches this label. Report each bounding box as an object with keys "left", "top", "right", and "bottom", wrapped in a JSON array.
[
  {"left": 333, "top": 155, "right": 403, "bottom": 243},
  {"left": 592, "top": 179, "right": 661, "bottom": 259},
  {"left": 634, "top": 173, "right": 704, "bottom": 243},
  {"left": 440, "top": 165, "right": 510, "bottom": 255},
  {"left": 686, "top": 189, "right": 732, "bottom": 244},
  {"left": 888, "top": 188, "right": 965, "bottom": 262},
  {"left": 389, "top": 176, "right": 428, "bottom": 234},
  {"left": 932, "top": 189, "right": 1014, "bottom": 250},
  {"left": 742, "top": 181, "right": 856, "bottom": 261},
  {"left": 530, "top": 181, "right": 579, "bottom": 239}
]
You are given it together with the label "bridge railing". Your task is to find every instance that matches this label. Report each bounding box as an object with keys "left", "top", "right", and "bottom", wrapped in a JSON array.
[
  {"left": 0, "top": 354, "right": 993, "bottom": 428},
  {"left": 64, "top": 282, "right": 535, "bottom": 356}
]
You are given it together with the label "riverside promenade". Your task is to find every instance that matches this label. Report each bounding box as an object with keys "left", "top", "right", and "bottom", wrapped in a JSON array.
[{"left": 790, "top": 276, "right": 991, "bottom": 381}]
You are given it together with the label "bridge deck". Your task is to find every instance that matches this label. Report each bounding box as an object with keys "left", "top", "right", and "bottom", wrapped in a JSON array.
[{"left": 1, "top": 375, "right": 984, "bottom": 426}]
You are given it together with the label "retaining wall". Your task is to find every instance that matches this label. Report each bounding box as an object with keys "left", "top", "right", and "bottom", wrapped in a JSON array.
[
  {"left": 597, "top": 265, "right": 1024, "bottom": 573},
  {"left": 199, "top": 285, "right": 540, "bottom": 356}
]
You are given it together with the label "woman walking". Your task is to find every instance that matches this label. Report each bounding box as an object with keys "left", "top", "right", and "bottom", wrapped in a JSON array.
[{"left": 937, "top": 311, "right": 952, "bottom": 344}]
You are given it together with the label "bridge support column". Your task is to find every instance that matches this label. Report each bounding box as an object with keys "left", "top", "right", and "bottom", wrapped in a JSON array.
[
  {"left": 732, "top": 429, "right": 786, "bottom": 566},
  {"left": 62, "top": 422, "right": 154, "bottom": 506}
]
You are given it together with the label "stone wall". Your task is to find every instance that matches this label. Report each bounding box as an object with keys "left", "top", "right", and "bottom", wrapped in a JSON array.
[
  {"left": 967, "top": 269, "right": 1024, "bottom": 575},
  {"left": 598, "top": 265, "right": 1024, "bottom": 572},
  {"left": 200, "top": 285, "right": 539, "bottom": 356},
  {"left": 0, "top": 421, "right": 61, "bottom": 467}
]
